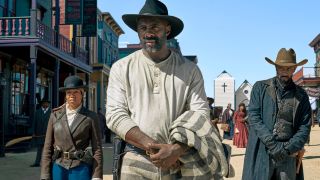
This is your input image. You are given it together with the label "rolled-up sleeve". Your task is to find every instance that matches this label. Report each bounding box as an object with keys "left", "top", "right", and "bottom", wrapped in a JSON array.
[{"left": 105, "top": 62, "right": 137, "bottom": 140}]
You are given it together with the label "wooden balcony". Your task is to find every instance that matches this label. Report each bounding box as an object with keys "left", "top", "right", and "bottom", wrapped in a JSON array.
[
  {"left": 0, "top": 16, "right": 89, "bottom": 66},
  {"left": 293, "top": 67, "right": 320, "bottom": 87}
]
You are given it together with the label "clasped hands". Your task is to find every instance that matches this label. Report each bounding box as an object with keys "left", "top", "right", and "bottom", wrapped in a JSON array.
[
  {"left": 268, "top": 141, "right": 290, "bottom": 163},
  {"left": 146, "top": 143, "right": 186, "bottom": 170}
]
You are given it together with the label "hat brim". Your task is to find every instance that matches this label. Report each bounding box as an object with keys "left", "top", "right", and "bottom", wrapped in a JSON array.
[
  {"left": 122, "top": 14, "right": 184, "bottom": 39},
  {"left": 59, "top": 86, "right": 88, "bottom": 92},
  {"left": 265, "top": 57, "right": 308, "bottom": 67}
]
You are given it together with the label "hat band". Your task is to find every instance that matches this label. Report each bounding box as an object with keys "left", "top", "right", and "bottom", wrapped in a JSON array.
[{"left": 277, "top": 59, "right": 296, "bottom": 64}]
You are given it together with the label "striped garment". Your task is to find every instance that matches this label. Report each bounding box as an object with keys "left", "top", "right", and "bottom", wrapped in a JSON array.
[
  {"left": 120, "top": 111, "right": 229, "bottom": 180},
  {"left": 169, "top": 111, "right": 229, "bottom": 179}
]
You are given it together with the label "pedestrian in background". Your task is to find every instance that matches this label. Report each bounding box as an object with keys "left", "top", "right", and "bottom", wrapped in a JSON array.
[
  {"left": 30, "top": 98, "right": 51, "bottom": 167},
  {"left": 207, "top": 97, "right": 220, "bottom": 132},
  {"left": 233, "top": 103, "right": 248, "bottom": 148},
  {"left": 242, "top": 48, "right": 311, "bottom": 180},
  {"left": 106, "top": 0, "right": 229, "bottom": 179},
  {"left": 222, "top": 103, "right": 234, "bottom": 140},
  {"left": 41, "top": 75, "right": 103, "bottom": 180}
]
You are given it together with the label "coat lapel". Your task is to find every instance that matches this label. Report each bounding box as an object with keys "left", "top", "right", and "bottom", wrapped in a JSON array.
[
  {"left": 69, "top": 107, "right": 88, "bottom": 134},
  {"left": 265, "top": 78, "right": 277, "bottom": 104},
  {"left": 57, "top": 107, "right": 76, "bottom": 146}
]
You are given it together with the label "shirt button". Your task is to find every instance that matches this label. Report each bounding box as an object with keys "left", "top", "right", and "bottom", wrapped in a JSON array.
[{"left": 154, "top": 83, "right": 158, "bottom": 87}]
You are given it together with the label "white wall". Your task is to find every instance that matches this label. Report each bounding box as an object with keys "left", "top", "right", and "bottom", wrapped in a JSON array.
[
  {"left": 235, "top": 83, "right": 252, "bottom": 110},
  {"left": 214, "top": 74, "right": 235, "bottom": 110}
]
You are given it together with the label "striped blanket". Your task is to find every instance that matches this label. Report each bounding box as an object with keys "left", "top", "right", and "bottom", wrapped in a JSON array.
[
  {"left": 120, "top": 111, "right": 229, "bottom": 180},
  {"left": 169, "top": 110, "right": 229, "bottom": 179}
]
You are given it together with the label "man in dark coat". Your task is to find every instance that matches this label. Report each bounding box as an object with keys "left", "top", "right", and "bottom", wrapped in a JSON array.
[
  {"left": 30, "top": 99, "right": 51, "bottom": 167},
  {"left": 207, "top": 97, "right": 219, "bottom": 132},
  {"left": 222, "top": 103, "right": 234, "bottom": 140},
  {"left": 242, "top": 48, "right": 312, "bottom": 180}
]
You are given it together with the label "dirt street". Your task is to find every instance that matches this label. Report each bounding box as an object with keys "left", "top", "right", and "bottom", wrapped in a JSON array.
[
  {"left": 103, "top": 126, "right": 320, "bottom": 180},
  {"left": 223, "top": 126, "right": 320, "bottom": 180}
]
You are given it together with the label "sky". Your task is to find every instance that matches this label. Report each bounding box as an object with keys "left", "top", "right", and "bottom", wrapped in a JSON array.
[{"left": 97, "top": 0, "right": 320, "bottom": 98}]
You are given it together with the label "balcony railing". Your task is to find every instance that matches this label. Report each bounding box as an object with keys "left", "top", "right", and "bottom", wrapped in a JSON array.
[
  {"left": 0, "top": 16, "right": 30, "bottom": 36},
  {"left": 0, "top": 16, "right": 88, "bottom": 64},
  {"left": 300, "top": 67, "right": 320, "bottom": 78}
]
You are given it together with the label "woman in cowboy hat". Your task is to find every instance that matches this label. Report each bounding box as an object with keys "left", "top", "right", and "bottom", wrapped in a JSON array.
[
  {"left": 242, "top": 48, "right": 311, "bottom": 180},
  {"left": 41, "top": 75, "right": 103, "bottom": 180},
  {"left": 106, "top": 0, "right": 228, "bottom": 179}
]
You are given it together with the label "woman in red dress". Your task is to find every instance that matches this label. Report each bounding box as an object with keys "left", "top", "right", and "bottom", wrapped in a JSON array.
[{"left": 233, "top": 103, "right": 249, "bottom": 148}]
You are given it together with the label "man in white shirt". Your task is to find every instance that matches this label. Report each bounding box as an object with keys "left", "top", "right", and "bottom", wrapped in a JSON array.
[{"left": 106, "top": 0, "right": 228, "bottom": 179}]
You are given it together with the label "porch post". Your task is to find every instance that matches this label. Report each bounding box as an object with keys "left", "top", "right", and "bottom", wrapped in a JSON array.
[
  {"left": 86, "top": 73, "right": 89, "bottom": 108},
  {"left": 30, "top": 0, "right": 37, "bottom": 36},
  {"left": 100, "top": 72, "right": 104, "bottom": 113},
  {"left": 52, "top": 59, "right": 60, "bottom": 108},
  {"left": 0, "top": 71, "right": 5, "bottom": 157},
  {"left": 29, "top": 46, "right": 37, "bottom": 134},
  {"left": 54, "top": 0, "right": 60, "bottom": 48}
]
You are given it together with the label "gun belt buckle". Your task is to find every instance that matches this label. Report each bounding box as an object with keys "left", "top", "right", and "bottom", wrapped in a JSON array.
[{"left": 63, "top": 152, "right": 70, "bottom": 159}]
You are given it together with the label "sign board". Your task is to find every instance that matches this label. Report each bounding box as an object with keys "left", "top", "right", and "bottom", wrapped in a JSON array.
[
  {"left": 82, "top": 0, "right": 97, "bottom": 37},
  {"left": 65, "top": 0, "right": 82, "bottom": 24}
]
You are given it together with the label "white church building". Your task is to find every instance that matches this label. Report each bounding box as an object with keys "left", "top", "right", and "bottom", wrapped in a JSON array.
[
  {"left": 214, "top": 71, "right": 252, "bottom": 111},
  {"left": 235, "top": 80, "right": 252, "bottom": 110},
  {"left": 214, "top": 70, "right": 235, "bottom": 110}
]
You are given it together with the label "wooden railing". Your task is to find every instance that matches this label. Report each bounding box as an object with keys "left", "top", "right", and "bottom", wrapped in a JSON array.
[
  {"left": 0, "top": 16, "right": 30, "bottom": 36},
  {"left": 0, "top": 16, "right": 88, "bottom": 64}
]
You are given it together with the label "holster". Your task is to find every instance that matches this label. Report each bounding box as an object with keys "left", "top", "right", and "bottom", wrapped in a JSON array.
[
  {"left": 52, "top": 146, "right": 62, "bottom": 161},
  {"left": 112, "top": 136, "right": 126, "bottom": 180},
  {"left": 52, "top": 146, "right": 93, "bottom": 165},
  {"left": 81, "top": 148, "right": 93, "bottom": 165}
]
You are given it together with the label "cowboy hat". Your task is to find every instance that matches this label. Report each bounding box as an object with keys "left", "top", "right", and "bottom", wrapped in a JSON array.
[
  {"left": 122, "top": 0, "right": 184, "bottom": 39},
  {"left": 265, "top": 48, "right": 308, "bottom": 67},
  {"left": 40, "top": 98, "right": 50, "bottom": 104},
  {"left": 59, "top": 75, "right": 88, "bottom": 91}
]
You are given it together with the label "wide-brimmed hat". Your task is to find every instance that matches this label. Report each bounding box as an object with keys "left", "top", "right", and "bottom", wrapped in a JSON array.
[
  {"left": 40, "top": 98, "right": 50, "bottom": 104},
  {"left": 59, "top": 75, "right": 88, "bottom": 91},
  {"left": 122, "top": 0, "right": 184, "bottom": 39},
  {"left": 265, "top": 48, "right": 308, "bottom": 67}
]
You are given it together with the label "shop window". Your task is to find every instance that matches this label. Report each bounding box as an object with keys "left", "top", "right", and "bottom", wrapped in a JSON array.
[
  {"left": 11, "top": 64, "right": 28, "bottom": 115},
  {"left": 36, "top": 72, "right": 49, "bottom": 108},
  {"left": 0, "top": 0, "right": 16, "bottom": 17}
]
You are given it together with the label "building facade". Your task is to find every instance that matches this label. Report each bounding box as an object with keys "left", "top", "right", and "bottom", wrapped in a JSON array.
[
  {"left": 0, "top": 0, "right": 123, "bottom": 155},
  {"left": 292, "top": 33, "right": 320, "bottom": 111},
  {"left": 214, "top": 70, "right": 235, "bottom": 110},
  {"left": 235, "top": 80, "right": 252, "bottom": 109},
  {"left": 91, "top": 11, "right": 123, "bottom": 113}
]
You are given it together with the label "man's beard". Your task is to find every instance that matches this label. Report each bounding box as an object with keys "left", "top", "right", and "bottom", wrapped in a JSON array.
[
  {"left": 141, "top": 34, "right": 166, "bottom": 53},
  {"left": 278, "top": 75, "right": 292, "bottom": 86}
]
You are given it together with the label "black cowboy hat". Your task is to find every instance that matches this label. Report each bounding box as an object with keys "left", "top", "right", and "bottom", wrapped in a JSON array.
[
  {"left": 59, "top": 75, "right": 88, "bottom": 91},
  {"left": 40, "top": 98, "right": 50, "bottom": 104},
  {"left": 122, "top": 0, "right": 184, "bottom": 39}
]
